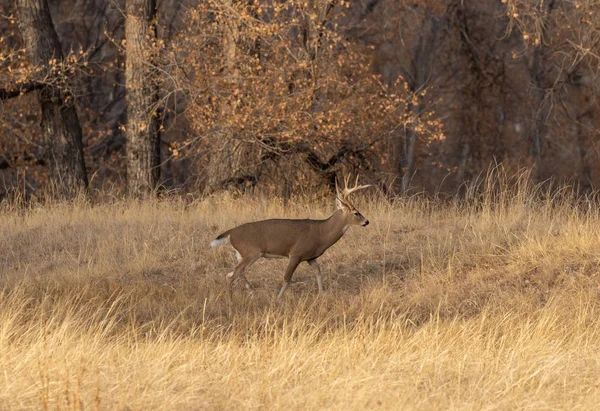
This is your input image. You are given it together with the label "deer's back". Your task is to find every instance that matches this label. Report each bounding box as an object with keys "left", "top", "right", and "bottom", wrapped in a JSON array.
[{"left": 229, "top": 218, "right": 322, "bottom": 258}]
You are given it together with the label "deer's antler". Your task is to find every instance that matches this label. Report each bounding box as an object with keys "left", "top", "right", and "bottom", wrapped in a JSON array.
[{"left": 338, "top": 174, "right": 370, "bottom": 203}]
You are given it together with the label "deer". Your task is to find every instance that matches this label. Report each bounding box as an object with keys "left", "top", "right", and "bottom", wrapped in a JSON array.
[{"left": 210, "top": 175, "right": 371, "bottom": 298}]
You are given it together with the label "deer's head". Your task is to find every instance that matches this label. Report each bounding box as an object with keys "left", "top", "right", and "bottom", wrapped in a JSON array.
[{"left": 335, "top": 175, "right": 371, "bottom": 227}]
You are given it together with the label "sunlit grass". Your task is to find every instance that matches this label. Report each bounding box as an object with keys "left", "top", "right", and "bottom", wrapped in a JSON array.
[{"left": 1, "top": 179, "right": 600, "bottom": 409}]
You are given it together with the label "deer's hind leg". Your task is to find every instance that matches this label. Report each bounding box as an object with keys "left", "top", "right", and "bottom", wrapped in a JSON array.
[
  {"left": 229, "top": 252, "right": 261, "bottom": 297},
  {"left": 226, "top": 248, "right": 243, "bottom": 279}
]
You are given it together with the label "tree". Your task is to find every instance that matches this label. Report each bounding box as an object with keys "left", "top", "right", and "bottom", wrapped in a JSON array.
[
  {"left": 359, "top": 0, "right": 448, "bottom": 193},
  {"left": 15, "top": 0, "right": 88, "bottom": 198},
  {"left": 503, "top": 0, "right": 600, "bottom": 187},
  {"left": 5, "top": 0, "right": 600, "bottom": 198},
  {"left": 173, "top": 0, "right": 416, "bottom": 195},
  {"left": 125, "top": 0, "right": 161, "bottom": 197}
]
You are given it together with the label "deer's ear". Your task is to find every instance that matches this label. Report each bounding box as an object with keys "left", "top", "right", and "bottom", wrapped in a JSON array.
[{"left": 336, "top": 197, "right": 348, "bottom": 211}]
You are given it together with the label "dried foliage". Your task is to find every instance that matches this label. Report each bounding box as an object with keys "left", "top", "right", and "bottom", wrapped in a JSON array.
[
  {"left": 2, "top": 0, "right": 600, "bottom": 198},
  {"left": 167, "top": 0, "right": 435, "bottom": 193}
]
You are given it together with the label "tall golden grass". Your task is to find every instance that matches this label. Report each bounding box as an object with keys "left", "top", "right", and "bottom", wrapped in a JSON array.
[{"left": 2, "top": 176, "right": 600, "bottom": 409}]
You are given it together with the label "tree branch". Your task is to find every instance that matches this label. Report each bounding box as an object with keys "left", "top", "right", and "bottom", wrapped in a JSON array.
[{"left": 0, "top": 81, "right": 44, "bottom": 101}]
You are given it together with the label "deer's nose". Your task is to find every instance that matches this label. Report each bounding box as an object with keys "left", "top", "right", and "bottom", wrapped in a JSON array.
[{"left": 363, "top": 220, "right": 369, "bottom": 226}]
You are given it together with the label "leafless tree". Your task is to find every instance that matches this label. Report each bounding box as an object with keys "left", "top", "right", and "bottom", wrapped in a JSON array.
[
  {"left": 125, "top": 0, "right": 161, "bottom": 197},
  {"left": 14, "top": 0, "right": 88, "bottom": 198}
]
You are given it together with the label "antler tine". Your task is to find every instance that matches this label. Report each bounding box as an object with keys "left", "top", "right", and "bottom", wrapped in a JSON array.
[
  {"left": 341, "top": 173, "right": 371, "bottom": 201},
  {"left": 343, "top": 174, "right": 351, "bottom": 192}
]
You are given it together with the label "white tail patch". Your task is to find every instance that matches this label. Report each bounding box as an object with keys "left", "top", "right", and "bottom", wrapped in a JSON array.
[{"left": 210, "top": 234, "right": 230, "bottom": 248}]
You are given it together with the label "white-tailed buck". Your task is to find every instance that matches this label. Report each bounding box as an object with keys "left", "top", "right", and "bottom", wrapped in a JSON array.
[{"left": 210, "top": 175, "right": 371, "bottom": 298}]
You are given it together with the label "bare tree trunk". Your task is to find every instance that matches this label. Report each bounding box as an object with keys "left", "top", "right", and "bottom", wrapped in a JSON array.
[
  {"left": 576, "top": 112, "right": 592, "bottom": 192},
  {"left": 530, "top": 47, "right": 547, "bottom": 168},
  {"left": 455, "top": 136, "right": 470, "bottom": 186},
  {"left": 391, "top": 11, "right": 441, "bottom": 194},
  {"left": 208, "top": 0, "right": 242, "bottom": 190},
  {"left": 303, "top": 0, "right": 336, "bottom": 102},
  {"left": 401, "top": 100, "right": 421, "bottom": 193},
  {"left": 125, "top": 0, "right": 161, "bottom": 197},
  {"left": 527, "top": 0, "right": 555, "bottom": 181},
  {"left": 16, "top": 0, "right": 88, "bottom": 198}
]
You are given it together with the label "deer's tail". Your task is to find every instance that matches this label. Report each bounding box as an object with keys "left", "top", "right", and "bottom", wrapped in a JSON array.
[{"left": 210, "top": 231, "right": 231, "bottom": 248}]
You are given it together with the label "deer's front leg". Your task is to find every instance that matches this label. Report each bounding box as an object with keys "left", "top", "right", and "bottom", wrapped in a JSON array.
[
  {"left": 307, "top": 259, "right": 323, "bottom": 293},
  {"left": 277, "top": 257, "right": 301, "bottom": 299}
]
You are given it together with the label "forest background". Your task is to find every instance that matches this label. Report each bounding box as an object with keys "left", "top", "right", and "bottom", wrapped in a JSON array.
[{"left": 2, "top": 0, "right": 599, "bottom": 200}]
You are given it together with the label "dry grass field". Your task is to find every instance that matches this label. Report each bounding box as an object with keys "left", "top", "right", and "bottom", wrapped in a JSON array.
[{"left": 2, "top": 180, "right": 600, "bottom": 409}]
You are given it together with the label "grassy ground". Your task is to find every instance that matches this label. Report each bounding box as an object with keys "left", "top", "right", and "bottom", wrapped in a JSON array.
[{"left": 1, "top": 184, "right": 600, "bottom": 409}]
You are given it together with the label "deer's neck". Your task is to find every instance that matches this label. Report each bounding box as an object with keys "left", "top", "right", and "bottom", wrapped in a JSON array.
[{"left": 319, "top": 210, "right": 349, "bottom": 249}]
